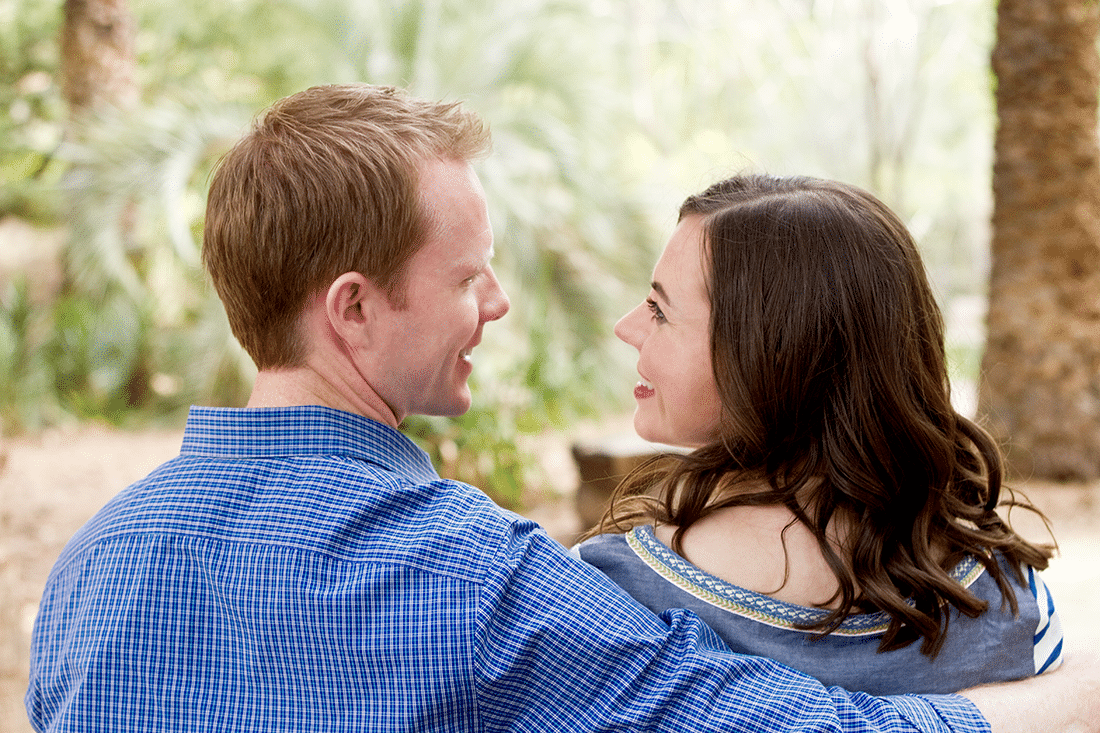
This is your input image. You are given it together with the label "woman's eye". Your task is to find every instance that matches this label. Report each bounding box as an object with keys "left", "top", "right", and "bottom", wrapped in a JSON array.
[{"left": 646, "top": 298, "right": 665, "bottom": 322}]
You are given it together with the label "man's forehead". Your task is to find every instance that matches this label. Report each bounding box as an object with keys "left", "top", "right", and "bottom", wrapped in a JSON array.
[
  {"left": 416, "top": 157, "right": 481, "bottom": 207},
  {"left": 406, "top": 225, "right": 494, "bottom": 281}
]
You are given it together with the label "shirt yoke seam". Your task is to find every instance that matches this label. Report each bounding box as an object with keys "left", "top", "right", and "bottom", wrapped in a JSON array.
[{"left": 54, "top": 528, "right": 490, "bottom": 586}]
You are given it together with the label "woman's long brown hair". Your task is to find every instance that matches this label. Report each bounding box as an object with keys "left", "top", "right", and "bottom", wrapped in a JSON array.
[{"left": 587, "top": 175, "right": 1053, "bottom": 657}]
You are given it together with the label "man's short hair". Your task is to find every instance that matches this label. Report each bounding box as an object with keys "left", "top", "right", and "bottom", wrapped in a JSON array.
[{"left": 201, "top": 84, "right": 491, "bottom": 368}]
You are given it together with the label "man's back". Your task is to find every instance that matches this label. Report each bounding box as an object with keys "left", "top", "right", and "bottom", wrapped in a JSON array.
[{"left": 28, "top": 406, "right": 500, "bottom": 730}]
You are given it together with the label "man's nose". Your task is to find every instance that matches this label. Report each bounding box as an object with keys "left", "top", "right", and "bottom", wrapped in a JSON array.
[{"left": 481, "top": 267, "right": 509, "bottom": 322}]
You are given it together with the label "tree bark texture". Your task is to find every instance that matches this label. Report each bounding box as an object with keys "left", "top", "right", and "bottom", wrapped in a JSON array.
[
  {"left": 60, "top": 0, "right": 138, "bottom": 119},
  {"left": 980, "top": 0, "right": 1100, "bottom": 480}
]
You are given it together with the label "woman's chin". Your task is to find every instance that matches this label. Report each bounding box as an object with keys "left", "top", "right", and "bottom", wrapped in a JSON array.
[
  {"left": 632, "top": 421, "right": 674, "bottom": 448},
  {"left": 631, "top": 415, "right": 656, "bottom": 444}
]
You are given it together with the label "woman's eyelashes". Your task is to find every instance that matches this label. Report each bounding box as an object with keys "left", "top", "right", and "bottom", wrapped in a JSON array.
[{"left": 646, "top": 298, "right": 665, "bottom": 323}]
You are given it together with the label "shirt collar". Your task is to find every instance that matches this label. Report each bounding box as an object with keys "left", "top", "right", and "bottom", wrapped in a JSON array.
[{"left": 182, "top": 405, "right": 440, "bottom": 483}]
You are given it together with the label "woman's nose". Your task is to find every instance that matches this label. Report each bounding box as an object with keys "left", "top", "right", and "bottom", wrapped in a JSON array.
[{"left": 614, "top": 303, "right": 647, "bottom": 349}]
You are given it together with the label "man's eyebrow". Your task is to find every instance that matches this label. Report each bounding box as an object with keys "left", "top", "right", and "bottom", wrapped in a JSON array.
[{"left": 651, "top": 281, "right": 671, "bottom": 307}]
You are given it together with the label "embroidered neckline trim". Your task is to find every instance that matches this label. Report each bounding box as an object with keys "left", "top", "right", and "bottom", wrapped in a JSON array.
[{"left": 626, "top": 525, "right": 985, "bottom": 635}]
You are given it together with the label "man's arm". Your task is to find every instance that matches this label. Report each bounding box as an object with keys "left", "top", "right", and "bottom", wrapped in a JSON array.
[
  {"left": 961, "top": 651, "right": 1100, "bottom": 733},
  {"left": 478, "top": 521, "right": 990, "bottom": 732}
]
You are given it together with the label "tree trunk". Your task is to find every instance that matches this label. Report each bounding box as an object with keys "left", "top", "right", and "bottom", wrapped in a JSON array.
[
  {"left": 60, "top": 0, "right": 138, "bottom": 121},
  {"left": 980, "top": 0, "right": 1100, "bottom": 480},
  {"left": 59, "top": 0, "right": 149, "bottom": 405}
]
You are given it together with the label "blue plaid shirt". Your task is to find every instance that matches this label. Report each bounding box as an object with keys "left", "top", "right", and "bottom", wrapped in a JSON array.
[{"left": 27, "top": 406, "right": 989, "bottom": 732}]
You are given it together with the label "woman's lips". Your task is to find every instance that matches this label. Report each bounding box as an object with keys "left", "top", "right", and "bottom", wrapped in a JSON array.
[{"left": 634, "top": 379, "right": 655, "bottom": 399}]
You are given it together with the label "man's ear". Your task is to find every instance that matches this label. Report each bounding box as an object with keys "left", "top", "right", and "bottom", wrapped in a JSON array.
[{"left": 325, "top": 272, "right": 387, "bottom": 348}]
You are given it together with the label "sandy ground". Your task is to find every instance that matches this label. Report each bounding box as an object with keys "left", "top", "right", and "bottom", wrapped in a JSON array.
[{"left": 2, "top": 426, "right": 1098, "bottom": 732}]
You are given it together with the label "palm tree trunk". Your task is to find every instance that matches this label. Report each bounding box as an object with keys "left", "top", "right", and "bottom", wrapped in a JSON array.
[
  {"left": 980, "top": 0, "right": 1100, "bottom": 479},
  {"left": 59, "top": 0, "right": 148, "bottom": 404},
  {"left": 60, "top": 0, "right": 138, "bottom": 122}
]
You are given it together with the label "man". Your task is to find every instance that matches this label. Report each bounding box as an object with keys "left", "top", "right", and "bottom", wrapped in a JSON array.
[{"left": 27, "top": 83, "right": 1099, "bottom": 732}]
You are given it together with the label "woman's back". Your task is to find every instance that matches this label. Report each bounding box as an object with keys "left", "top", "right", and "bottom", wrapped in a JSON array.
[{"left": 576, "top": 524, "right": 1062, "bottom": 695}]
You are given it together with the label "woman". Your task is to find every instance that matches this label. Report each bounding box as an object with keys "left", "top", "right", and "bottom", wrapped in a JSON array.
[{"left": 575, "top": 174, "right": 1062, "bottom": 695}]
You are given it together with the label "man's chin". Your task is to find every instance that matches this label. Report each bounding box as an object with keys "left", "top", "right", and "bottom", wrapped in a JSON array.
[{"left": 427, "top": 391, "right": 473, "bottom": 418}]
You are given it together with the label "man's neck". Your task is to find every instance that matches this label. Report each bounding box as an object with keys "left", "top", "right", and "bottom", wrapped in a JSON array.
[{"left": 247, "top": 367, "right": 401, "bottom": 429}]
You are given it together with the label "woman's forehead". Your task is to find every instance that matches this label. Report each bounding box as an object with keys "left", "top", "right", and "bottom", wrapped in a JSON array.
[{"left": 652, "top": 216, "right": 710, "bottom": 310}]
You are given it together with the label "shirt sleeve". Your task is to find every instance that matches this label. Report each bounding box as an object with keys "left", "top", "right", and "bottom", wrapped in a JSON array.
[
  {"left": 474, "top": 519, "right": 991, "bottom": 733},
  {"left": 1025, "top": 564, "right": 1064, "bottom": 674}
]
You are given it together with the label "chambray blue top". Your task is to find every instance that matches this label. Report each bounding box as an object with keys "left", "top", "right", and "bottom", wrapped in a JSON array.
[
  {"left": 577, "top": 526, "right": 1063, "bottom": 695},
  {"left": 28, "top": 406, "right": 990, "bottom": 732}
]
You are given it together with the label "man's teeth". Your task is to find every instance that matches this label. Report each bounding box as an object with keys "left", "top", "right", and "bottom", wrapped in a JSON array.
[{"left": 461, "top": 349, "right": 473, "bottom": 362}]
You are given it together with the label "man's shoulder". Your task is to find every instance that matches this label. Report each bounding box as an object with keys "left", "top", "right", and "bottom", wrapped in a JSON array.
[{"left": 50, "top": 445, "right": 521, "bottom": 587}]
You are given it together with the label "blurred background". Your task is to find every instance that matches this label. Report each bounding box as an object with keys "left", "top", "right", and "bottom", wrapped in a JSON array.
[
  {"left": 4, "top": 1, "right": 1100, "bottom": 730},
  {"left": 1, "top": 0, "right": 999, "bottom": 506}
]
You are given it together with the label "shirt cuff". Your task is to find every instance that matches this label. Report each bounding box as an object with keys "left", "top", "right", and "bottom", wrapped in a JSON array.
[{"left": 891, "top": 693, "right": 991, "bottom": 733}]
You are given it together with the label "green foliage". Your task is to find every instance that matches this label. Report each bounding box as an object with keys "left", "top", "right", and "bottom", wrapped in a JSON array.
[
  {"left": 49, "top": 291, "right": 142, "bottom": 419},
  {"left": 59, "top": 100, "right": 254, "bottom": 417},
  {"left": 0, "top": 0, "right": 65, "bottom": 223},
  {"left": 0, "top": 278, "right": 60, "bottom": 430},
  {"left": 133, "top": 0, "right": 342, "bottom": 104}
]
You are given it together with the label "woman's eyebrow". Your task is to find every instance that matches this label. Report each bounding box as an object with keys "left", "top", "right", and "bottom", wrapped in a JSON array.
[{"left": 651, "top": 281, "right": 672, "bottom": 307}]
